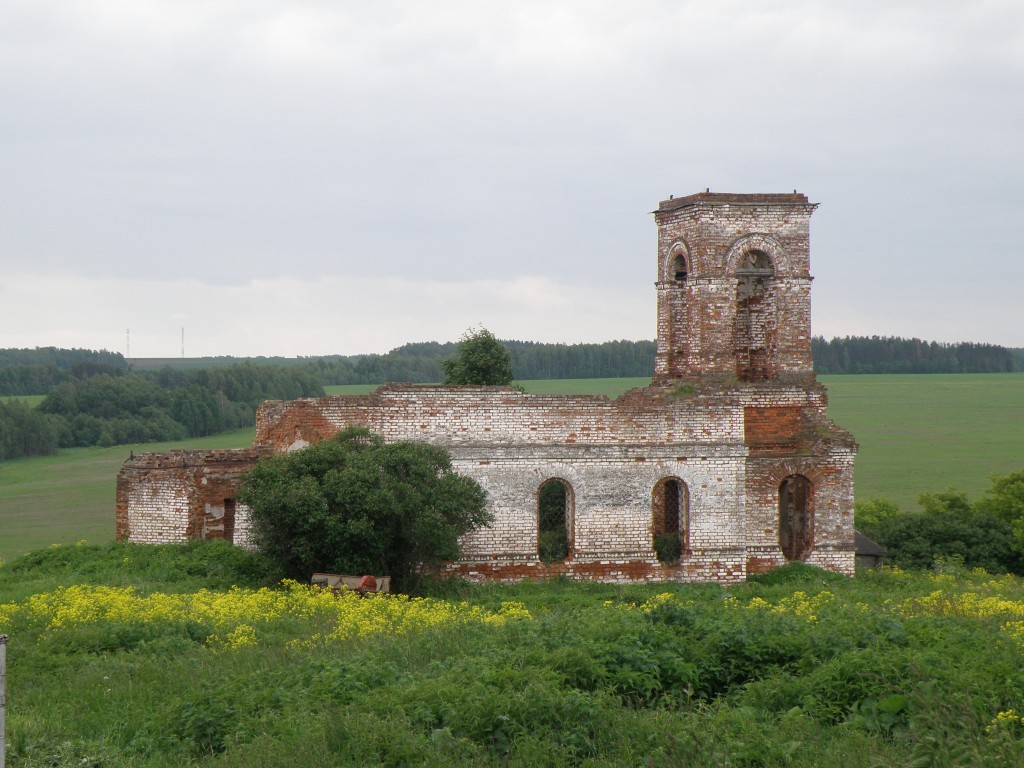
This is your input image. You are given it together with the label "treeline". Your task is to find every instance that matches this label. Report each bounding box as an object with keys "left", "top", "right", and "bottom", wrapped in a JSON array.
[
  {"left": 0, "top": 347, "right": 128, "bottom": 396},
  {"left": 2, "top": 334, "right": 1019, "bottom": 402},
  {"left": 0, "top": 400, "right": 65, "bottom": 460},
  {"left": 1, "top": 364, "right": 323, "bottom": 459},
  {"left": 813, "top": 336, "right": 1017, "bottom": 374},
  {"left": 308, "top": 335, "right": 1015, "bottom": 383},
  {"left": 858, "top": 470, "right": 1024, "bottom": 575},
  {"left": 303, "top": 339, "right": 658, "bottom": 385}
]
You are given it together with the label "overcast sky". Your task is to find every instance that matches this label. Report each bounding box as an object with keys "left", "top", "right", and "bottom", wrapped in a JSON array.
[{"left": 2, "top": 1, "right": 1022, "bottom": 358}]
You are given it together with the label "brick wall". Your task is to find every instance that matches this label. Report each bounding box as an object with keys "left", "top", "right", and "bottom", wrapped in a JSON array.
[{"left": 116, "top": 449, "right": 267, "bottom": 546}]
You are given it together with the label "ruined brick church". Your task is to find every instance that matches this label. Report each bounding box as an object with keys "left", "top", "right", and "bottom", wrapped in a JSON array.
[{"left": 116, "top": 191, "right": 857, "bottom": 582}]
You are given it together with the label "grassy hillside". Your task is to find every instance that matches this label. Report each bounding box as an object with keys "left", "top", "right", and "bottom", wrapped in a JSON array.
[
  {"left": 0, "top": 429, "right": 255, "bottom": 562},
  {"left": 2, "top": 546, "right": 1024, "bottom": 766},
  {"left": 1, "top": 374, "right": 1022, "bottom": 561}
]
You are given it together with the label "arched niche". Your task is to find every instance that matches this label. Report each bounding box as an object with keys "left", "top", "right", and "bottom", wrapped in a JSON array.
[
  {"left": 652, "top": 476, "right": 689, "bottom": 563},
  {"left": 662, "top": 240, "right": 691, "bottom": 283},
  {"left": 779, "top": 474, "right": 813, "bottom": 561},
  {"left": 538, "top": 478, "right": 574, "bottom": 562}
]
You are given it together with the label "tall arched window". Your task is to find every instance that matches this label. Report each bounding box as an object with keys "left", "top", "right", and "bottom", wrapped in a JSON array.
[
  {"left": 538, "top": 479, "right": 573, "bottom": 562},
  {"left": 735, "top": 249, "right": 775, "bottom": 381},
  {"left": 779, "top": 475, "right": 813, "bottom": 561},
  {"left": 652, "top": 477, "right": 689, "bottom": 563}
]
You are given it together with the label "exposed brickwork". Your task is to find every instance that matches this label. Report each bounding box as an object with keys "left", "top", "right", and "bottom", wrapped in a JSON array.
[
  {"left": 115, "top": 449, "right": 269, "bottom": 547},
  {"left": 654, "top": 192, "right": 816, "bottom": 383},
  {"left": 115, "top": 191, "right": 857, "bottom": 583}
]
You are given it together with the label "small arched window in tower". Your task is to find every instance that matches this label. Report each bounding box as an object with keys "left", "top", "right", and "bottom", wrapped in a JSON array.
[
  {"left": 779, "top": 475, "right": 813, "bottom": 561},
  {"left": 538, "top": 479, "right": 573, "bottom": 562},
  {"left": 735, "top": 249, "right": 776, "bottom": 381},
  {"left": 652, "top": 477, "right": 689, "bottom": 563},
  {"left": 672, "top": 253, "right": 688, "bottom": 283}
]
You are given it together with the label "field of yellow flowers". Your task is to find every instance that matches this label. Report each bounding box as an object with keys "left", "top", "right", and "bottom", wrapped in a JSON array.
[{"left": 2, "top": 541, "right": 1024, "bottom": 767}]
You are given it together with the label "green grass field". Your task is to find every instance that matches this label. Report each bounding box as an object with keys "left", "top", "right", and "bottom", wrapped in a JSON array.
[
  {"left": 0, "top": 429, "right": 255, "bottom": 562},
  {"left": 820, "top": 373, "right": 1024, "bottom": 510},
  {"left": 1, "top": 374, "right": 1022, "bottom": 562},
  {"left": 0, "top": 394, "right": 45, "bottom": 407}
]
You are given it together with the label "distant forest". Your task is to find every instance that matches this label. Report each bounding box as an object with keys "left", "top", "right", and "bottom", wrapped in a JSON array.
[
  {"left": 302, "top": 339, "right": 659, "bottom": 385},
  {"left": 302, "top": 336, "right": 1021, "bottom": 384},
  {"left": 1, "top": 336, "right": 1021, "bottom": 459},
  {"left": 1, "top": 337, "right": 1020, "bottom": 398},
  {"left": 0, "top": 352, "right": 322, "bottom": 460},
  {"left": 811, "top": 336, "right": 1020, "bottom": 374}
]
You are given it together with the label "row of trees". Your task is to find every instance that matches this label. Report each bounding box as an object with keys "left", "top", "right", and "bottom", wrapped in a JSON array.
[
  {"left": 322, "top": 335, "right": 1016, "bottom": 383},
  {"left": 0, "top": 364, "right": 324, "bottom": 454},
  {"left": 300, "top": 338, "right": 657, "bottom": 385},
  {"left": 0, "top": 399, "right": 65, "bottom": 460},
  {"left": 813, "top": 336, "right": 1017, "bottom": 374},
  {"left": 4, "top": 336, "right": 1020, "bottom": 397},
  {"left": 858, "top": 471, "right": 1024, "bottom": 574},
  {"left": 0, "top": 348, "right": 129, "bottom": 396}
]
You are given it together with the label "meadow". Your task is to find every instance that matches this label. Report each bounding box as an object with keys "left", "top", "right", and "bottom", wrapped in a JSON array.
[
  {"left": 1, "top": 374, "right": 1022, "bottom": 562},
  {"left": 3, "top": 542, "right": 1024, "bottom": 766},
  {"left": 0, "top": 429, "right": 255, "bottom": 563},
  {"left": 0, "top": 395, "right": 45, "bottom": 407}
]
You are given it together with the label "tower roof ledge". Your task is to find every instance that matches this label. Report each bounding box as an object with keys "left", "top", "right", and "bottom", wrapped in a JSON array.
[{"left": 656, "top": 191, "right": 815, "bottom": 213}]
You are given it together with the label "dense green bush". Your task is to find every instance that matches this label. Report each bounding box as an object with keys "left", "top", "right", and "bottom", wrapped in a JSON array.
[
  {"left": 442, "top": 327, "right": 515, "bottom": 386},
  {"left": 653, "top": 532, "right": 682, "bottom": 564},
  {"left": 239, "top": 427, "right": 490, "bottom": 591},
  {"left": 867, "top": 478, "right": 1024, "bottom": 574}
]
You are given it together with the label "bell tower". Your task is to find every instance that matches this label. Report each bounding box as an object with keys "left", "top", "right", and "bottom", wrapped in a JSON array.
[{"left": 653, "top": 192, "right": 818, "bottom": 383}]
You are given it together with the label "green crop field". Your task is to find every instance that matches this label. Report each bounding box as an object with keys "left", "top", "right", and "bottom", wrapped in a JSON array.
[
  {"left": 0, "top": 429, "right": 255, "bottom": 562},
  {"left": 0, "top": 394, "right": 45, "bottom": 407},
  {"left": 820, "top": 373, "right": 1024, "bottom": 510},
  {"left": 2, "top": 374, "right": 1022, "bottom": 562}
]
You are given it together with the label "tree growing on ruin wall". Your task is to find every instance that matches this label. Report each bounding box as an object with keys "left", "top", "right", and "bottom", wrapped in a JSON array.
[
  {"left": 442, "top": 326, "right": 515, "bottom": 386},
  {"left": 238, "top": 426, "right": 490, "bottom": 591}
]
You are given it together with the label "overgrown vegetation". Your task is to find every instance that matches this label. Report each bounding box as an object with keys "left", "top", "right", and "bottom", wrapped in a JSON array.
[
  {"left": 442, "top": 326, "right": 516, "bottom": 386},
  {"left": 858, "top": 470, "right": 1024, "bottom": 575},
  {"left": 4, "top": 545, "right": 1024, "bottom": 766},
  {"left": 239, "top": 428, "right": 490, "bottom": 591}
]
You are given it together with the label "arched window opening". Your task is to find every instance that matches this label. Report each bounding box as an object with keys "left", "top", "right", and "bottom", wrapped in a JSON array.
[
  {"left": 538, "top": 479, "right": 573, "bottom": 562},
  {"left": 672, "top": 253, "right": 688, "bottom": 283},
  {"left": 779, "top": 475, "right": 813, "bottom": 561},
  {"left": 735, "top": 249, "right": 776, "bottom": 381},
  {"left": 652, "top": 477, "right": 689, "bottom": 563}
]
